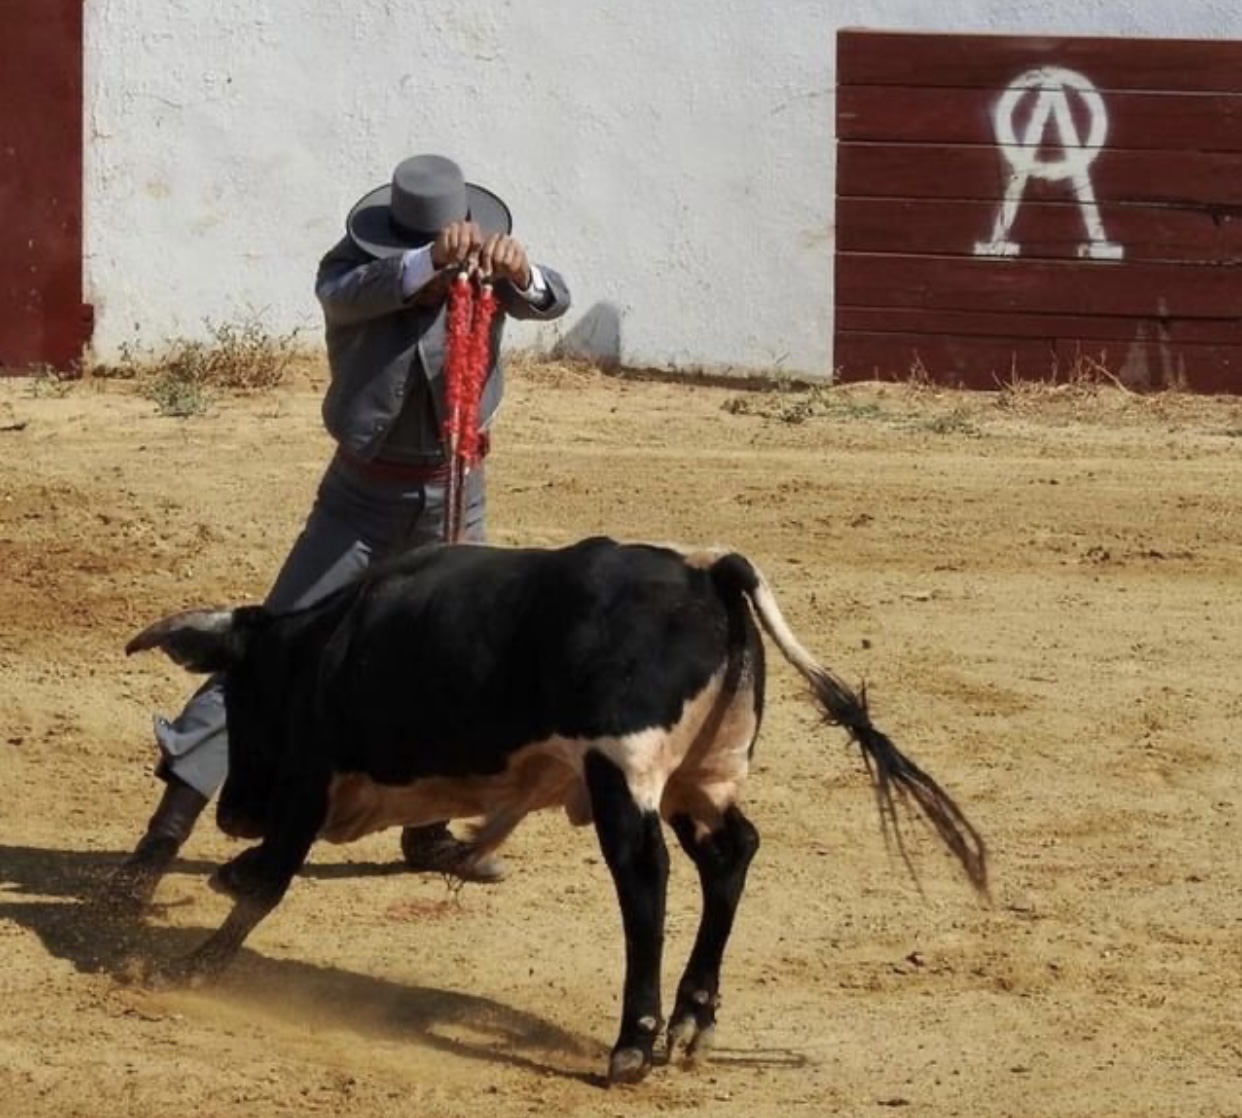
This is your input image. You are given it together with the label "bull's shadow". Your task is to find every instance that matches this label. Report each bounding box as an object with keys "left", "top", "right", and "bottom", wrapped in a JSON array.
[{"left": 0, "top": 842, "right": 603, "bottom": 1083}]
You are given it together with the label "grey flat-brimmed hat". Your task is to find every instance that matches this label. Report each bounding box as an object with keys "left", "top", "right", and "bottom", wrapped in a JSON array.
[{"left": 346, "top": 154, "right": 512, "bottom": 258}]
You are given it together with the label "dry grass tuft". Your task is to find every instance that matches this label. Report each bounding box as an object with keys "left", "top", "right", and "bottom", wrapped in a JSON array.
[{"left": 90, "top": 316, "right": 304, "bottom": 416}]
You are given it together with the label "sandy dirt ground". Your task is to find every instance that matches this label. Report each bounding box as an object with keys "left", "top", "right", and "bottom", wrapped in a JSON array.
[{"left": 1, "top": 360, "right": 1239, "bottom": 1117}]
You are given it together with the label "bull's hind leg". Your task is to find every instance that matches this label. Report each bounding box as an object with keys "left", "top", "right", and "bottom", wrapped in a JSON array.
[
  {"left": 585, "top": 749, "right": 670, "bottom": 1085},
  {"left": 666, "top": 805, "right": 759, "bottom": 1061}
]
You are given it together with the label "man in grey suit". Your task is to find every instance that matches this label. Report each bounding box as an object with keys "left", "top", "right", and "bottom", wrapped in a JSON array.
[{"left": 109, "top": 154, "right": 572, "bottom": 910}]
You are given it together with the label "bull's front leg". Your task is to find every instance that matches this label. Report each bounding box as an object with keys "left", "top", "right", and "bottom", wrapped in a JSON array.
[
  {"left": 149, "top": 890, "right": 274, "bottom": 989},
  {"left": 585, "top": 750, "right": 670, "bottom": 1085},
  {"left": 150, "top": 764, "right": 330, "bottom": 988}
]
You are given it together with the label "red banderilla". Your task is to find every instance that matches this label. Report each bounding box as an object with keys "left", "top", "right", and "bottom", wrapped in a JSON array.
[{"left": 442, "top": 269, "right": 498, "bottom": 542}]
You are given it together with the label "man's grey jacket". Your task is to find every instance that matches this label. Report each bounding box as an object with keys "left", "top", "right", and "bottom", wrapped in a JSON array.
[{"left": 316, "top": 237, "right": 571, "bottom": 465}]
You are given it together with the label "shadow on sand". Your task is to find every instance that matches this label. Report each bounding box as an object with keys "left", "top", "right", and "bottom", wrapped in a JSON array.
[{"left": 0, "top": 842, "right": 606, "bottom": 1084}]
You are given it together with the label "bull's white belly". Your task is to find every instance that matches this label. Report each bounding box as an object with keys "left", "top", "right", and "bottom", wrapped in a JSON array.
[
  {"left": 321, "top": 736, "right": 588, "bottom": 845},
  {"left": 320, "top": 667, "right": 757, "bottom": 847}
]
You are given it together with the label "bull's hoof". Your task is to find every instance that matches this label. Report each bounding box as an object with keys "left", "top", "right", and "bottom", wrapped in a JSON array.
[
  {"left": 120, "top": 951, "right": 218, "bottom": 993},
  {"left": 667, "top": 1014, "right": 697, "bottom": 1058},
  {"left": 668, "top": 1014, "right": 715, "bottom": 1064},
  {"left": 148, "top": 960, "right": 208, "bottom": 992},
  {"left": 608, "top": 1046, "right": 653, "bottom": 1086},
  {"left": 667, "top": 988, "right": 718, "bottom": 1065}
]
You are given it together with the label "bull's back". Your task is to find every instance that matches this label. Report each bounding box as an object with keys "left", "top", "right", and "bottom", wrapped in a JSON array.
[{"left": 317, "top": 538, "right": 738, "bottom": 784}]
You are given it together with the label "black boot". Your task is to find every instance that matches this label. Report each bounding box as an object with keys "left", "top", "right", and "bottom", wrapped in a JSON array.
[
  {"left": 106, "top": 775, "right": 209, "bottom": 912},
  {"left": 400, "top": 822, "right": 507, "bottom": 884}
]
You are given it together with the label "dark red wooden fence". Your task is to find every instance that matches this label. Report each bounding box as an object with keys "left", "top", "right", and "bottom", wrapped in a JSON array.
[
  {"left": 0, "top": 0, "right": 90, "bottom": 372},
  {"left": 834, "top": 30, "right": 1242, "bottom": 392}
]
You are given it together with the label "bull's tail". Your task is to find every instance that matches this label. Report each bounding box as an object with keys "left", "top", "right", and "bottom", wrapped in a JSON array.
[
  {"left": 125, "top": 606, "right": 266, "bottom": 672},
  {"left": 711, "top": 553, "right": 989, "bottom": 896}
]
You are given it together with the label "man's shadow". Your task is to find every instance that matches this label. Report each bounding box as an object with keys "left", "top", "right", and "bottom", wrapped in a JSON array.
[{"left": 0, "top": 843, "right": 604, "bottom": 1083}]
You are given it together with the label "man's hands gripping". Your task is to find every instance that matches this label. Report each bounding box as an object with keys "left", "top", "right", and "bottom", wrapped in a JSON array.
[{"left": 430, "top": 221, "right": 532, "bottom": 289}]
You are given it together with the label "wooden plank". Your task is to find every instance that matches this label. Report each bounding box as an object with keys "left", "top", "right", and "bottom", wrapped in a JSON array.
[
  {"left": 1081, "top": 340, "right": 1242, "bottom": 393},
  {"left": 834, "top": 330, "right": 1242, "bottom": 393},
  {"left": 0, "top": 0, "right": 86, "bottom": 371},
  {"left": 838, "top": 85, "right": 1242, "bottom": 153},
  {"left": 835, "top": 198, "right": 1242, "bottom": 264},
  {"left": 836, "top": 307, "right": 1242, "bottom": 346},
  {"left": 833, "top": 331, "right": 1057, "bottom": 389},
  {"left": 837, "top": 143, "right": 1242, "bottom": 206},
  {"left": 835, "top": 253, "right": 1242, "bottom": 319},
  {"left": 838, "top": 29, "right": 1242, "bottom": 94}
]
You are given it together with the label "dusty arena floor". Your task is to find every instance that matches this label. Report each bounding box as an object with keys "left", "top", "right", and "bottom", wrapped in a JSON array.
[{"left": 1, "top": 360, "right": 1239, "bottom": 1117}]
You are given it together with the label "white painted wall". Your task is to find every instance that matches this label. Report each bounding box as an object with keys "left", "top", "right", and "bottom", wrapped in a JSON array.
[{"left": 83, "top": 0, "right": 1242, "bottom": 377}]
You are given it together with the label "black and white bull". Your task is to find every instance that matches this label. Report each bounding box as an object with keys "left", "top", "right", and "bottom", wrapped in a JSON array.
[{"left": 126, "top": 536, "right": 987, "bottom": 1084}]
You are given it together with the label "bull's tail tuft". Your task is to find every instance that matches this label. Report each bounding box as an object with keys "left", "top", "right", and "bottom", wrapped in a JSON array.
[
  {"left": 808, "top": 668, "right": 989, "bottom": 895},
  {"left": 713, "top": 552, "right": 989, "bottom": 896},
  {"left": 125, "top": 606, "right": 266, "bottom": 674}
]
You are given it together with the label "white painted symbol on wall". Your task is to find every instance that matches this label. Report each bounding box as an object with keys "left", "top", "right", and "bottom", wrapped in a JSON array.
[{"left": 975, "top": 66, "right": 1123, "bottom": 261}]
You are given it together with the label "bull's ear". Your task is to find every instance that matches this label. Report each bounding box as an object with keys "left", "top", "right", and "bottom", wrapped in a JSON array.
[{"left": 125, "top": 609, "right": 241, "bottom": 673}]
